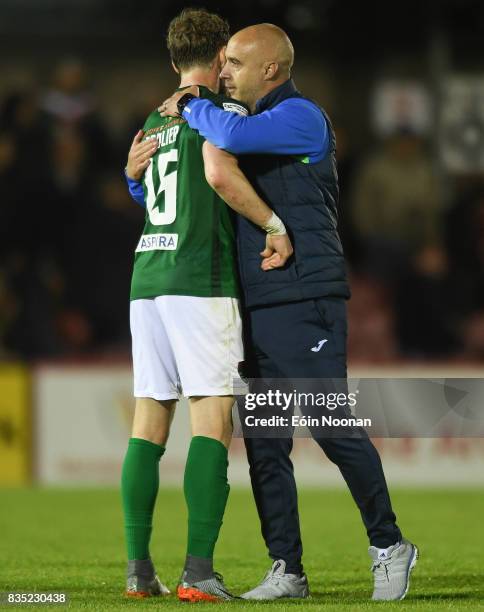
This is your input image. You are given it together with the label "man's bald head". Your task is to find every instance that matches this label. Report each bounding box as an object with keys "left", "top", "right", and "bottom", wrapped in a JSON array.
[
  {"left": 231, "top": 24, "right": 294, "bottom": 76},
  {"left": 220, "top": 23, "right": 295, "bottom": 110}
]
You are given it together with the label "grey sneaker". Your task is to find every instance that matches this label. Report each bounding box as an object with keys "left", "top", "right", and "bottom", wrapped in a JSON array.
[
  {"left": 125, "top": 559, "right": 170, "bottom": 598},
  {"left": 177, "top": 572, "right": 237, "bottom": 602},
  {"left": 369, "top": 538, "right": 419, "bottom": 601},
  {"left": 241, "top": 560, "right": 309, "bottom": 600}
]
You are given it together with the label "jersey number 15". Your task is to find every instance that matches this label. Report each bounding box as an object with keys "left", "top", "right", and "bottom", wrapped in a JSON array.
[{"left": 145, "top": 149, "right": 178, "bottom": 226}]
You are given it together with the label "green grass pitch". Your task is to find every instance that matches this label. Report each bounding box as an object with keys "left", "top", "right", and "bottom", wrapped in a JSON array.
[{"left": 0, "top": 488, "right": 483, "bottom": 610}]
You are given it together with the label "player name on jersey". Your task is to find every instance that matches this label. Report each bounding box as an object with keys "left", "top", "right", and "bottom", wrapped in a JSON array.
[{"left": 146, "top": 125, "right": 180, "bottom": 148}]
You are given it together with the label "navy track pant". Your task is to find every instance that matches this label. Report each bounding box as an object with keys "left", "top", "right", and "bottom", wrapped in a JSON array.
[{"left": 242, "top": 297, "right": 402, "bottom": 574}]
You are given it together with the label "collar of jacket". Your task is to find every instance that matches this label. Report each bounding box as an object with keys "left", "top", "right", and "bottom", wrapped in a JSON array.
[{"left": 255, "top": 78, "right": 299, "bottom": 113}]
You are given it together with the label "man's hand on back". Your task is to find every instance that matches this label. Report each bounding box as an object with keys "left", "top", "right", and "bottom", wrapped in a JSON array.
[
  {"left": 126, "top": 130, "right": 158, "bottom": 181},
  {"left": 260, "top": 234, "right": 294, "bottom": 270}
]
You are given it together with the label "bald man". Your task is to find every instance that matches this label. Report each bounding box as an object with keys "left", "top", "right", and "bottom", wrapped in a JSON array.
[{"left": 160, "top": 24, "right": 418, "bottom": 603}]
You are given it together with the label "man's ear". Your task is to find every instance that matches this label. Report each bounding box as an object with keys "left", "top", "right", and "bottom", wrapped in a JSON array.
[
  {"left": 263, "top": 61, "right": 278, "bottom": 80},
  {"left": 171, "top": 60, "right": 180, "bottom": 74},
  {"left": 219, "top": 46, "right": 227, "bottom": 66}
]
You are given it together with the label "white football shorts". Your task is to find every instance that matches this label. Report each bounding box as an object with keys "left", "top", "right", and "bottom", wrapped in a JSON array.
[{"left": 130, "top": 296, "right": 243, "bottom": 400}]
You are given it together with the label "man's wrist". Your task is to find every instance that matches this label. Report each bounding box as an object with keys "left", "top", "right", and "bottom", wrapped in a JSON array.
[
  {"left": 262, "top": 212, "right": 287, "bottom": 235},
  {"left": 125, "top": 168, "right": 141, "bottom": 184},
  {"left": 177, "top": 93, "right": 196, "bottom": 116}
]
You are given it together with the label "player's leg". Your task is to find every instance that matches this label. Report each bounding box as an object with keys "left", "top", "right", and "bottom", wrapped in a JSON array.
[
  {"left": 188, "top": 395, "right": 233, "bottom": 448},
  {"left": 131, "top": 396, "right": 175, "bottom": 445},
  {"left": 158, "top": 295, "right": 242, "bottom": 601},
  {"left": 122, "top": 398, "right": 175, "bottom": 565},
  {"left": 177, "top": 396, "right": 235, "bottom": 602},
  {"left": 122, "top": 298, "right": 180, "bottom": 598}
]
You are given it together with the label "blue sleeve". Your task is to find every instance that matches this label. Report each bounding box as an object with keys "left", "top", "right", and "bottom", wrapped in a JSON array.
[
  {"left": 183, "top": 97, "right": 329, "bottom": 163},
  {"left": 125, "top": 170, "right": 146, "bottom": 207}
]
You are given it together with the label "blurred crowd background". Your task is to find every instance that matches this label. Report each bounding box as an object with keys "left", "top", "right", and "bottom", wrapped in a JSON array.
[{"left": 0, "top": 0, "right": 483, "bottom": 364}]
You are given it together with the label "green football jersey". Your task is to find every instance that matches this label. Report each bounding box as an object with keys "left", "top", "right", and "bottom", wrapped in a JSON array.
[{"left": 130, "top": 87, "right": 248, "bottom": 300}]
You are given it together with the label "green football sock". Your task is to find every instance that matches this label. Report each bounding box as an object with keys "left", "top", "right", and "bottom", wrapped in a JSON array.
[
  {"left": 121, "top": 437, "right": 165, "bottom": 560},
  {"left": 183, "top": 436, "right": 230, "bottom": 559}
]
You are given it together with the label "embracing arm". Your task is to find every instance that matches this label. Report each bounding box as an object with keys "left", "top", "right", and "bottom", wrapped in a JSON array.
[
  {"left": 124, "top": 129, "right": 159, "bottom": 207},
  {"left": 185, "top": 97, "right": 328, "bottom": 161},
  {"left": 125, "top": 172, "right": 145, "bottom": 207},
  {"left": 203, "top": 142, "right": 274, "bottom": 227},
  {"left": 202, "top": 141, "right": 293, "bottom": 270}
]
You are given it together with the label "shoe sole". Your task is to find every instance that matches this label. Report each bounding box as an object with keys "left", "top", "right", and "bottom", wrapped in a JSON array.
[
  {"left": 242, "top": 593, "right": 309, "bottom": 601},
  {"left": 125, "top": 591, "right": 155, "bottom": 598},
  {"left": 398, "top": 544, "right": 419, "bottom": 601},
  {"left": 241, "top": 587, "right": 309, "bottom": 601},
  {"left": 125, "top": 587, "right": 169, "bottom": 598},
  {"left": 177, "top": 585, "right": 224, "bottom": 603}
]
